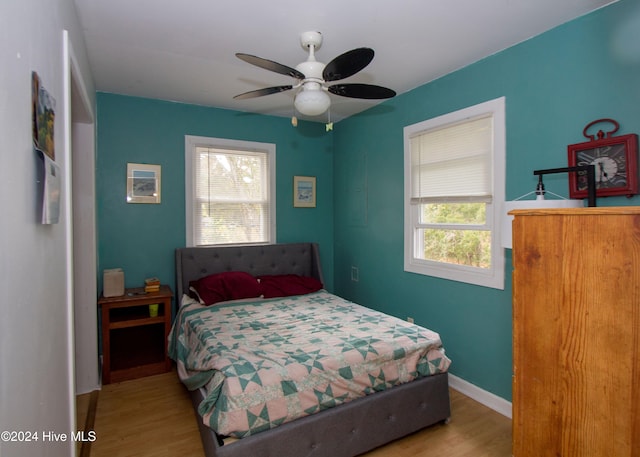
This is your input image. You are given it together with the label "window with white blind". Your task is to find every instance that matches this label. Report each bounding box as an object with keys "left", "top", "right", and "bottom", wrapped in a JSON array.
[
  {"left": 185, "top": 135, "right": 276, "bottom": 247},
  {"left": 403, "top": 97, "right": 505, "bottom": 289}
]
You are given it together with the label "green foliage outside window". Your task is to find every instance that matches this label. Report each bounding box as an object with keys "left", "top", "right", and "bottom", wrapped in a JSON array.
[
  {"left": 421, "top": 203, "right": 491, "bottom": 268},
  {"left": 196, "top": 151, "right": 268, "bottom": 245}
]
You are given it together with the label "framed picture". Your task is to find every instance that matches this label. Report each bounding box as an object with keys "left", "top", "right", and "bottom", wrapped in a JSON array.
[
  {"left": 567, "top": 133, "right": 638, "bottom": 198},
  {"left": 127, "top": 163, "right": 161, "bottom": 204},
  {"left": 293, "top": 176, "right": 316, "bottom": 207}
]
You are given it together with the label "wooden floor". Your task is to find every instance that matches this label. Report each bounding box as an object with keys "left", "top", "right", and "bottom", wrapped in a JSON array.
[{"left": 78, "top": 372, "right": 512, "bottom": 457}]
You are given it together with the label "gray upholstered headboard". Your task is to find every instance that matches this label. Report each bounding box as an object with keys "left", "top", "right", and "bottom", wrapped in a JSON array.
[{"left": 175, "top": 242, "right": 324, "bottom": 300}]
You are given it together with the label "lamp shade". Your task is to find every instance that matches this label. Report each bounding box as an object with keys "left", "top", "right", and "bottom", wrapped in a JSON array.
[
  {"left": 502, "top": 198, "right": 582, "bottom": 249},
  {"left": 294, "top": 85, "right": 330, "bottom": 116}
]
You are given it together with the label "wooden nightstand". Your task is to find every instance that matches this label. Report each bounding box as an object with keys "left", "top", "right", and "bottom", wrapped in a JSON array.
[{"left": 99, "top": 285, "right": 173, "bottom": 384}]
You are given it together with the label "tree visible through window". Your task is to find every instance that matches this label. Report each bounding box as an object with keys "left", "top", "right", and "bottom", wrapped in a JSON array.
[
  {"left": 185, "top": 136, "right": 276, "bottom": 247},
  {"left": 421, "top": 203, "right": 491, "bottom": 268}
]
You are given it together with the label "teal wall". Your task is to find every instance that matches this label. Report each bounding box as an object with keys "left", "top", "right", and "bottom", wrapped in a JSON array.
[
  {"left": 96, "top": 94, "right": 335, "bottom": 295},
  {"left": 96, "top": 0, "right": 640, "bottom": 402},
  {"left": 332, "top": 0, "right": 640, "bottom": 401}
]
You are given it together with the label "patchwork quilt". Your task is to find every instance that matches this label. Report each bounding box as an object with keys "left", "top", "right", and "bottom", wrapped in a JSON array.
[{"left": 168, "top": 291, "right": 451, "bottom": 438}]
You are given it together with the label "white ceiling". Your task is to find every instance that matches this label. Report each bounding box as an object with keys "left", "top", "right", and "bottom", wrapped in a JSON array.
[{"left": 73, "top": 0, "right": 617, "bottom": 123}]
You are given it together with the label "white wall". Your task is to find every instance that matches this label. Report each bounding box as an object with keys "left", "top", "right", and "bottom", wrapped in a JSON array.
[{"left": 0, "top": 0, "right": 95, "bottom": 455}]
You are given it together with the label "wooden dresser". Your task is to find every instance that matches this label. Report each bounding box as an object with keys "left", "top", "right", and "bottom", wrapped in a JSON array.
[{"left": 511, "top": 207, "right": 640, "bottom": 457}]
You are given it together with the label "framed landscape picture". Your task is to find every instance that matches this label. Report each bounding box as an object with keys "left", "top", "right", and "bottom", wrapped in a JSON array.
[
  {"left": 293, "top": 176, "right": 316, "bottom": 208},
  {"left": 127, "top": 163, "right": 161, "bottom": 204}
]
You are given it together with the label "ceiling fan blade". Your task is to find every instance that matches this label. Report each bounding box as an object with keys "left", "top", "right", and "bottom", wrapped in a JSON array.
[
  {"left": 328, "top": 83, "right": 396, "bottom": 99},
  {"left": 233, "top": 85, "right": 294, "bottom": 100},
  {"left": 236, "top": 53, "right": 305, "bottom": 79},
  {"left": 323, "top": 48, "right": 374, "bottom": 82}
]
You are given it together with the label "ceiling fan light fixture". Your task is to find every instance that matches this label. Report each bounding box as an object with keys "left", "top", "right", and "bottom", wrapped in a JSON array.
[
  {"left": 294, "top": 84, "right": 330, "bottom": 116},
  {"left": 234, "top": 31, "right": 395, "bottom": 118}
]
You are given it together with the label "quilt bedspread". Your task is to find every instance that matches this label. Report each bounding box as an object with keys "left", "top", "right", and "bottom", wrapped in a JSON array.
[{"left": 168, "top": 291, "right": 451, "bottom": 438}]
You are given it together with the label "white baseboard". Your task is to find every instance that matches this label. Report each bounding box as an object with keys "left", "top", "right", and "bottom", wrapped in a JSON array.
[{"left": 448, "top": 373, "right": 512, "bottom": 419}]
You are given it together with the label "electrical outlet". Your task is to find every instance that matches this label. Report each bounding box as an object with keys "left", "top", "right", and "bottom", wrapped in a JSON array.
[
  {"left": 407, "top": 317, "right": 414, "bottom": 324},
  {"left": 351, "top": 266, "right": 359, "bottom": 282}
]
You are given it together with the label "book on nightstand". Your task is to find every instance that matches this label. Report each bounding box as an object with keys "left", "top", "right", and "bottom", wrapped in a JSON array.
[{"left": 144, "top": 277, "right": 161, "bottom": 293}]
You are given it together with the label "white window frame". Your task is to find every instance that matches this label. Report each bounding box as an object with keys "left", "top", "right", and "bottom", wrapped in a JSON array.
[
  {"left": 185, "top": 135, "right": 276, "bottom": 247},
  {"left": 403, "top": 97, "right": 505, "bottom": 289}
]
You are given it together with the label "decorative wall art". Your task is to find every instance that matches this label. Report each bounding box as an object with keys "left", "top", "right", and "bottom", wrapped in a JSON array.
[
  {"left": 32, "top": 71, "right": 60, "bottom": 224},
  {"left": 127, "top": 163, "right": 161, "bottom": 204},
  {"left": 293, "top": 176, "right": 316, "bottom": 208},
  {"left": 32, "top": 71, "right": 56, "bottom": 160}
]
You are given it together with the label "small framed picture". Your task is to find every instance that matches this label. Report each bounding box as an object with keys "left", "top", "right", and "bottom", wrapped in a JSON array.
[
  {"left": 293, "top": 176, "right": 316, "bottom": 208},
  {"left": 127, "top": 163, "right": 161, "bottom": 204}
]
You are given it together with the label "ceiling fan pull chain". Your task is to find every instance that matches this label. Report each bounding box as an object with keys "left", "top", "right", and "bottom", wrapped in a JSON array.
[
  {"left": 326, "top": 108, "right": 333, "bottom": 132},
  {"left": 291, "top": 99, "right": 298, "bottom": 127}
]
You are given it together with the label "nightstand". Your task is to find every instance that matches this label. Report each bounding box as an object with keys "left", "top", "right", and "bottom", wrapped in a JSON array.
[{"left": 98, "top": 285, "right": 173, "bottom": 384}]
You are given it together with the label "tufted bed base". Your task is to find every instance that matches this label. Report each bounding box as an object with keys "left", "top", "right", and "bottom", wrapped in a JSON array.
[
  {"left": 190, "top": 371, "right": 450, "bottom": 457},
  {"left": 175, "top": 243, "right": 451, "bottom": 457}
]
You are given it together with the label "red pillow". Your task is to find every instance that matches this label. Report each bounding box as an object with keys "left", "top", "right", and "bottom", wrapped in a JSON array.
[
  {"left": 190, "top": 271, "right": 262, "bottom": 305},
  {"left": 257, "top": 274, "right": 323, "bottom": 298}
]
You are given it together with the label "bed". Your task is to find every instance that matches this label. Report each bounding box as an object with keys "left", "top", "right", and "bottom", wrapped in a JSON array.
[{"left": 171, "top": 242, "right": 451, "bottom": 457}]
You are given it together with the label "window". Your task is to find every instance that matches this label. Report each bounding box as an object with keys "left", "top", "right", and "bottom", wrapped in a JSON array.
[
  {"left": 185, "top": 135, "right": 276, "bottom": 247},
  {"left": 403, "top": 97, "right": 505, "bottom": 289}
]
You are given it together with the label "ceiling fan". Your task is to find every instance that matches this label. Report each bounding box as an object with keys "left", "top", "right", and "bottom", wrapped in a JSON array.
[{"left": 233, "top": 31, "right": 396, "bottom": 118}]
